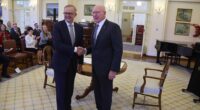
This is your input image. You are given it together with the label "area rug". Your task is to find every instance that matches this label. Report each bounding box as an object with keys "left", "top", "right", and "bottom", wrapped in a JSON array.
[{"left": 0, "top": 60, "right": 199, "bottom": 110}]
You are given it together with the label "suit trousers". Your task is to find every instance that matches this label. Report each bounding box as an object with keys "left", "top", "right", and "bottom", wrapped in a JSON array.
[
  {"left": 55, "top": 61, "right": 76, "bottom": 110},
  {"left": 0, "top": 54, "right": 10, "bottom": 76},
  {"left": 93, "top": 72, "right": 113, "bottom": 110}
]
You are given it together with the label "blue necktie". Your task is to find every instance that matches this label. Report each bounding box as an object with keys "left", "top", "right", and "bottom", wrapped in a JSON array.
[{"left": 93, "top": 24, "right": 99, "bottom": 45}]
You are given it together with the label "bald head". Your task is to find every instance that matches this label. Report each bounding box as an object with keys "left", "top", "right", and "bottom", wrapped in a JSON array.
[
  {"left": 92, "top": 5, "right": 106, "bottom": 23},
  {"left": 93, "top": 5, "right": 106, "bottom": 12}
]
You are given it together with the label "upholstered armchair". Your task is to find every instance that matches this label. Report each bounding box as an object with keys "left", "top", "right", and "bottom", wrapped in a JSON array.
[{"left": 133, "top": 60, "right": 170, "bottom": 110}]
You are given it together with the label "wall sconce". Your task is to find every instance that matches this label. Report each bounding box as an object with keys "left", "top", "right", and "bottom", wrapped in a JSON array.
[
  {"left": 155, "top": 7, "right": 163, "bottom": 15},
  {"left": 29, "top": 0, "right": 37, "bottom": 9}
]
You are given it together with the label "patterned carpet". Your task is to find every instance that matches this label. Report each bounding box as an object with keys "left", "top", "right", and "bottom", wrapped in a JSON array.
[{"left": 0, "top": 60, "right": 200, "bottom": 110}]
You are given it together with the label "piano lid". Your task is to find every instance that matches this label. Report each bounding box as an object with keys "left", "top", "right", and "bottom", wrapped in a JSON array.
[{"left": 157, "top": 40, "right": 194, "bottom": 48}]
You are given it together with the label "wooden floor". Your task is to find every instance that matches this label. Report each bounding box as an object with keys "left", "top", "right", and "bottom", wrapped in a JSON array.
[{"left": 123, "top": 51, "right": 195, "bottom": 69}]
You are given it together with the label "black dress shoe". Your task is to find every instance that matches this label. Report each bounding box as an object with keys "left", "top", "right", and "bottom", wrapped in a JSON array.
[{"left": 2, "top": 74, "right": 11, "bottom": 78}]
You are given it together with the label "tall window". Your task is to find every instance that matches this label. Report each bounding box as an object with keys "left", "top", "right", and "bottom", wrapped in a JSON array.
[{"left": 14, "top": 0, "right": 35, "bottom": 32}]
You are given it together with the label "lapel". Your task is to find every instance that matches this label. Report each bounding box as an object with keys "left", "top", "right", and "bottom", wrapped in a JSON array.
[
  {"left": 94, "top": 20, "right": 109, "bottom": 47},
  {"left": 61, "top": 20, "right": 72, "bottom": 46}
]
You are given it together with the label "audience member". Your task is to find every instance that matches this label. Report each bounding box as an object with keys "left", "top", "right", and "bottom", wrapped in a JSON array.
[
  {"left": 0, "top": 19, "right": 3, "bottom": 31},
  {"left": 33, "top": 23, "right": 41, "bottom": 37},
  {"left": 10, "top": 23, "right": 21, "bottom": 50},
  {"left": 24, "top": 27, "right": 41, "bottom": 64},
  {"left": 38, "top": 24, "right": 52, "bottom": 48},
  {"left": 6, "top": 21, "right": 12, "bottom": 32},
  {"left": 0, "top": 24, "right": 11, "bottom": 46},
  {"left": 23, "top": 25, "right": 32, "bottom": 36}
]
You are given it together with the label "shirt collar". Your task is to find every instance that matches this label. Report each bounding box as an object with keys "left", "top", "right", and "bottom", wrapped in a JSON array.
[
  {"left": 96, "top": 19, "right": 106, "bottom": 26},
  {"left": 65, "top": 21, "right": 74, "bottom": 26}
]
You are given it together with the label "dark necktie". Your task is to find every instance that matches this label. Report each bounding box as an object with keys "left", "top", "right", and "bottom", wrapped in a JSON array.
[
  {"left": 69, "top": 24, "right": 75, "bottom": 45},
  {"left": 93, "top": 24, "right": 99, "bottom": 45}
]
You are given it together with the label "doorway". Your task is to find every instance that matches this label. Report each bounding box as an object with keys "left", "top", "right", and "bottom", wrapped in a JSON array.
[
  {"left": 121, "top": 12, "right": 133, "bottom": 43},
  {"left": 121, "top": 0, "right": 150, "bottom": 56}
]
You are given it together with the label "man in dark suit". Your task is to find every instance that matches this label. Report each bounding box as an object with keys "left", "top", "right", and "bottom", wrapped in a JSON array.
[
  {"left": 10, "top": 23, "right": 21, "bottom": 50},
  {"left": 52, "top": 4, "right": 83, "bottom": 110},
  {"left": 78, "top": 5, "right": 122, "bottom": 110}
]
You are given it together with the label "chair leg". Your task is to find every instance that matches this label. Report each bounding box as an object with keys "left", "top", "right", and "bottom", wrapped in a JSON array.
[
  {"left": 132, "top": 92, "right": 137, "bottom": 109},
  {"left": 43, "top": 74, "right": 48, "bottom": 88},
  {"left": 158, "top": 96, "right": 162, "bottom": 110},
  {"left": 52, "top": 78, "right": 55, "bottom": 83}
]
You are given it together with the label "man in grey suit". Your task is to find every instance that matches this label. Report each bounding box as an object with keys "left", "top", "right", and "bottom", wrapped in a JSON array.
[{"left": 78, "top": 5, "right": 122, "bottom": 110}]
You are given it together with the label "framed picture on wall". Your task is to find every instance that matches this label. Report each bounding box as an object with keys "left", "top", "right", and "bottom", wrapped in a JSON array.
[
  {"left": 84, "top": 4, "right": 95, "bottom": 16},
  {"left": 175, "top": 22, "right": 190, "bottom": 36},
  {"left": 176, "top": 8, "right": 192, "bottom": 22},
  {"left": 46, "top": 3, "right": 58, "bottom": 17}
]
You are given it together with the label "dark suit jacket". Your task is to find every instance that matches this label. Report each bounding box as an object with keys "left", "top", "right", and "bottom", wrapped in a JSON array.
[
  {"left": 87, "top": 20, "right": 122, "bottom": 75},
  {"left": 10, "top": 27, "right": 21, "bottom": 46},
  {"left": 52, "top": 20, "right": 83, "bottom": 73}
]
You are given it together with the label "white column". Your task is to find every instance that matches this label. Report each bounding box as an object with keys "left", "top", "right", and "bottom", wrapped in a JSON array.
[
  {"left": 2, "top": 0, "right": 13, "bottom": 23},
  {"left": 104, "top": 0, "right": 120, "bottom": 24},
  {"left": 36, "top": 0, "right": 42, "bottom": 25},
  {"left": 144, "top": 0, "right": 168, "bottom": 56}
]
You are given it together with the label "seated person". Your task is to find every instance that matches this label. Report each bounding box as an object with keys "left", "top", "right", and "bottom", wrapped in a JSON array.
[
  {"left": 10, "top": 23, "right": 21, "bottom": 51},
  {"left": 0, "top": 24, "right": 11, "bottom": 46},
  {"left": 33, "top": 23, "right": 41, "bottom": 37},
  {"left": 6, "top": 21, "right": 12, "bottom": 32},
  {"left": 38, "top": 24, "right": 52, "bottom": 49},
  {"left": 0, "top": 45, "right": 11, "bottom": 81},
  {"left": 37, "top": 24, "right": 52, "bottom": 64},
  {"left": 22, "top": 25, "right": 32, "bottom": 37},
  {"left": 25, "top": 27, "right": 42, "bottom": 64}
]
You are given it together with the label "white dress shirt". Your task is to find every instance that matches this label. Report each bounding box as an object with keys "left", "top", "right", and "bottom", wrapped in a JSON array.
[
  {"left": 95, "top": 19, "right": 106, "bottom": 39},
  {"left": 25, "top": 34, "right": 37, "bottom": 48}
]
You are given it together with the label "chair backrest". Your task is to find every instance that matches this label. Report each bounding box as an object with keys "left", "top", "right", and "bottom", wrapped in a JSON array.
[
  {"left": 43, "top": 45, "right": 53, "bottom": 66},
  {"left": 160, "top": 60, "right": 170, "bottom": 87},
  {"left": 20, "top": 38, "right": 26, "bottom": 51},
  {"left": 3, "top": 39, "right": 17, "bottom": 53}
]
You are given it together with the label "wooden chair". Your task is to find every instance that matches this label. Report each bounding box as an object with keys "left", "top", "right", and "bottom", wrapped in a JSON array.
[
  {"left": 43, "top": 45, "right": 55, "bottom": 88},
  {"left": 132, "top": 60, "right": 170, "bottom": 110},
  {"left": 3, "top": 39, "right": 28, "bottom": 69},
  {"left": 20, "top": 38, "right": 35, "bottom": 66}
]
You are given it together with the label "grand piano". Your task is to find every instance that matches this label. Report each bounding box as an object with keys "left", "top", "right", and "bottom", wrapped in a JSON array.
[
  {"left": 155, "top": 40, "right": 200, "bottom": 102},
  {"left": 155, "top": 40, "right": 196, "bottom": 68}
]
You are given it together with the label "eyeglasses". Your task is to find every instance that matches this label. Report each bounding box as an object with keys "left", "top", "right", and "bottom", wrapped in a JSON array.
[{"left": 63, "top": 12, "right": 74, "bottom": 15}]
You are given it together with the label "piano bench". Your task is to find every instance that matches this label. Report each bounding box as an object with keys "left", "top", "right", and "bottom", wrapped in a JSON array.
[{"left": 164, "top": 52, "right": 180, "bottom": 64}]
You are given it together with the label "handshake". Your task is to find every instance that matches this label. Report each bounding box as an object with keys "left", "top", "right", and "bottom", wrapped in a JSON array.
[{"left": 76, "top": 46, "right": 86, "bottom": 56}]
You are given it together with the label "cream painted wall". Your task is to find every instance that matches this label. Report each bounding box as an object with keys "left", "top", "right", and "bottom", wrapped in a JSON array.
[
  {"left": 169, "top": 0, "right": 200, "bottom": 2},
  {"left": 145, "top": 0, "right": 168, "bottom": 56},
  {"left": 165, "top": 1, "right": 200, "bottom": 43}
]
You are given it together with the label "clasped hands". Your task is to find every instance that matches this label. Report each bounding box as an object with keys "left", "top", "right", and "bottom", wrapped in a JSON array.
[{"left": 76, "top": 46, "right": 86, "bottom": 56}]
